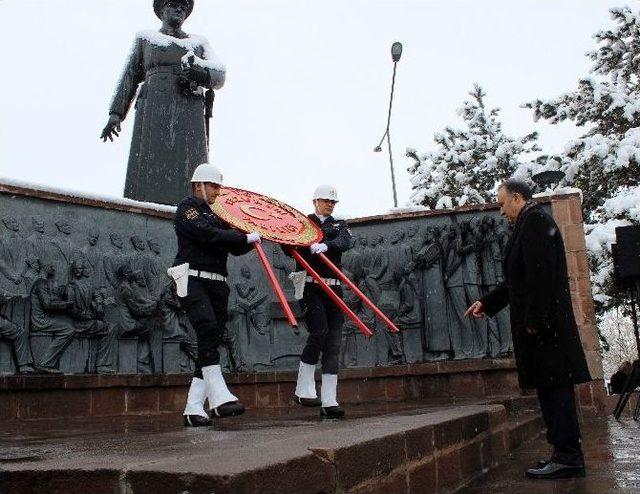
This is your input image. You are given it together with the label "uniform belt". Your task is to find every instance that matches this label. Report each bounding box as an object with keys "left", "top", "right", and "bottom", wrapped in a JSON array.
[
  {"left": 146, "top": 65, "right": 183, "bottom": 78},
  {"left": 306, "top": 276, "right": 340, "bottom": 286},
  {"left": 188, "top": 269, "right": 227, "bottom": 282}
]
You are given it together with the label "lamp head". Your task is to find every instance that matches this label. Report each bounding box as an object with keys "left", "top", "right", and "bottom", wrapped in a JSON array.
[{"left": 391, "top": 42, "right": 403, "bottom": 62}]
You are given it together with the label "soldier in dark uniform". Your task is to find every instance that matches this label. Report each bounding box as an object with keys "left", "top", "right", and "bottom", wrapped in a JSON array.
[
  {"left": 291, "top": 185, "right": 352, "bottom": 419},
  {"left": 169, "top": 163, "right": 261, "bottom": 426}
]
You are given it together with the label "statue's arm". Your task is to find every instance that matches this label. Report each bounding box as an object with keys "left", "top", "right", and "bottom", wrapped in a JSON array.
[
  {"left": 196, "top": 39, "right": 226, "bottom": 90},
  {"left": 109, "top": 36, "right": 145, "bottom": 119},
  {"left": 101, "top": 36, "right": 144, "bottom": 141}
]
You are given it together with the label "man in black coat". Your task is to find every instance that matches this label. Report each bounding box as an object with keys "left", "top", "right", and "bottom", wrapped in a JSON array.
[{"left": 465, "top": 178, "right": 591, "bottom": 479}]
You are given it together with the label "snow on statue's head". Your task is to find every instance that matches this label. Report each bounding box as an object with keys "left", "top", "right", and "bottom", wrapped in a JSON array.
[{"left": 153, "top": 0, "right": 194, "bottom": 20}]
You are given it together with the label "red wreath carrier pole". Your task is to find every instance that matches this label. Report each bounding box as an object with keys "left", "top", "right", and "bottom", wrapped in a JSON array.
[
  {"left": 289, "top": 248, "right": 373, "bottom": 338},
  {"left": 253, "top": 243, "right": 298, "bottom": 328},
  {"left": 318, "top": 253, "right": 400, "bottom": 334}
]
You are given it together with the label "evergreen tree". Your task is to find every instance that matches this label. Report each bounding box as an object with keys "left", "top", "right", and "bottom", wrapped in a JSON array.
[
  {"left": 407, "top": 84, "right": 539, "bottom": 209},
  {"left": 522, "top": 6, "right": 640, "bottom": 310}
]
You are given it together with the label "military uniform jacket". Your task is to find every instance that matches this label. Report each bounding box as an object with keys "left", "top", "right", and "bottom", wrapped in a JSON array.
[
  {"left": 173, "top": 196, "right": 252, "bottom": 275},
  {"left": 293, "top": 214, "right": 352, "bottom": 279},
  {"left": 480, "top": 204, "right": 591, "bottom": 389}
]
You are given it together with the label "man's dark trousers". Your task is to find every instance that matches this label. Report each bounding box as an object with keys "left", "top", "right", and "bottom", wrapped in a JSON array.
[
  {"left": 301, "top": 284, "right": 344, "bottom": 374},
  {"left": 537, "top": 385, "right": 584, "bottom": 466},
  {"left": 181, "top": 277, "right": 229, "bottom": 375}
]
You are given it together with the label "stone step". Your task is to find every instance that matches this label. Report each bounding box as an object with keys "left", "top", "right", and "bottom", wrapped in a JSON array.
[{"left": 0, "top": 402, "right": 544, "bottom": 494}]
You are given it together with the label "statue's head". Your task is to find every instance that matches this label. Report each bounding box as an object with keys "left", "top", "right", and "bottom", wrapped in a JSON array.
[
  {"left": 240, "top": 265, "right": 251, "bottom": 279},
  {"left": 110, "top": 233, "right": 123, "bottom": 249},
  {"left": 71, "top": 259, "right": 86, "bottom": 279},
  {"left": 470, "top": 217, "right": 482, "bottom": 231},
  {"left": 407, "top": 225, "right": 418, "bottom": 238},
  {"left": 154, "top": 0, "right": 193, "bottom": 26},
  {"left": 133, "top": 270, "right": 146, "bottom": 287},
  {"left": 482, "top": 216, "right": 495, "bottom": 231},
  {"left": 55, "top": 220, "right": 71, "bottom": 235},
  {"left": 359, "top": 235, "right": 368, "bottom": 248},
  {"left": 2, "top": 216, "right": 19, "bottom": 232},
  {"left": 147, "top": 238, "right": 161, "bottom": 255},
  {"left": 44, "top": 264, "right": 56, "bottom": 279},
  {"left": 390, "top": 231, "right": 403, "bottom": 244},
  {"left": 423, "top": 228, "right": 435, "bottom": 243},
  {"left": 32, "top": 216, "right": 45, "bottom": 233},
  {"left": 117, "top": 262, "right": 134, "bottom": 281},
  {"left": 87, "top": 229, "right": 100, "bottom": 246},
  {"left": 130, "top": 235, "right": 146, "bottom": 252}
]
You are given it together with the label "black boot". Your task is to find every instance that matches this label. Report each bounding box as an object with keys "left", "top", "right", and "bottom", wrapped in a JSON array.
[
  {"left": 183, "top": 415, "right": 212, "bottom": 427},
  {"left": 211, "top": 401, "right": 245, "bottom": 418},
  {"left": 295, "top": 396, "right": 322, "bottom": 407},
  {"left": 320, "top": 405, "right": 345, "bottom": 419}
]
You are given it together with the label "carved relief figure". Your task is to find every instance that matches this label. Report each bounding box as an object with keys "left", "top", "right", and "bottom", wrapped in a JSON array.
[
  {"left": 24, "top": 217, "right": 50, "bottom": 289},
  {"left": 0, "top": 216, "right": 27, "bottom": 297},
  {"left": 480, "top": 216, "right": 512, "bottom": 356},
  {"left": 51, "top": 220, "right": 73, "bottom": 283},
  {"left": 394, "top": 231, "right": 421, "bottom": 327},
  {"left": 460, "top": 220, "right": 489, "bottom": 358},
  {"left": 0, "top": 288, "right": 36, "bottom": 373},
  {"left": 228, "top": 265, "right": 265, "bottom": 371},
  {"left": 30, "top": 264, "right": 75, "bottom": 373},
  {"left": 66, "top": 259, "right": 119, "bottom": 374},
  {"left": 369, "top": 234, "right": 404, "bottom": 365},
  {"left": 113, "top": 264, "right": 160, "bottom": 373},
  {"left": 442, "top": 224, "right": 475, "bottom": 360},
  {"left": 415, "top": 227, "right": 451, "bottom": 360},
  {"left": 159, "top": 282, "right": 197, "bottom": 363},
  {"left": 104, "top": 233, "right": 127, "bottom": 290},
  {"left": 147, "top": 237, "right": 169, "bottom": 297}
]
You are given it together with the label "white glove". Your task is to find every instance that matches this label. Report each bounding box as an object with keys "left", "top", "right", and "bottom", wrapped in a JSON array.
[
  {"left": 246, "top": 232, "right": 261, "bottom": 244},
  {"left": 310, "top": 243, "right": 328, "bottom": 254}
]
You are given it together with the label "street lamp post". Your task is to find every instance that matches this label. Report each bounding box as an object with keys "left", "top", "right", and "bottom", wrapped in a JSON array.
[{"left": 374, "top": 41, "right": 403, "bottom": 208}]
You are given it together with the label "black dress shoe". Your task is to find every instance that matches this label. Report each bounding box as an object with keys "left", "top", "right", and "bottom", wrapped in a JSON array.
[
  {"left": 526, "top": 461, "right": 585, "bottom": 479},
  {"left": 294, "top": 396, "right": 322, "bottom": 407},
  {"left": 211, "top": 401, "right": 245, "bottom": 418},
  {"left": 183, "top": 415, "right": 212, "bottom": 427},
  {"left": 320, "top": 405, "right": 345, "bottom": 419}
]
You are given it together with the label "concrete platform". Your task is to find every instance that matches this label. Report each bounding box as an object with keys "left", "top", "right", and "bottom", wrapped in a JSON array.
[
  {"left": 0, "top": 398, "right": 543, "bottom": 494},
  {"left": 464, "top": 417, "right": 640, "bottom": 493}
]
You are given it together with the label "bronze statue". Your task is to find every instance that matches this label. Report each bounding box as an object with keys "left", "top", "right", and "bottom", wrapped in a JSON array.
[{"left": 101, "top": 0, "right": 225, "bottom": 205}]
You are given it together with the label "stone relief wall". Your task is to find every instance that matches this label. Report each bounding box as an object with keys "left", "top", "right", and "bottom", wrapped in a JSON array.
[{"left": 0, "top": 188, "right": 520, "bottom": 375}]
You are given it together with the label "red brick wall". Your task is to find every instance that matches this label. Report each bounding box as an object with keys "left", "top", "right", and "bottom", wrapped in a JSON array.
[{"left": 550, "top": 194, "right": 607, "bottom": 417}]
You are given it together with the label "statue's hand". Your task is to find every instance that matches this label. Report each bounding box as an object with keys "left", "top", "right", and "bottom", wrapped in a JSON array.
[
  {"left": 100, "top": 114, "right": 122, "bottom": 142},
  {"left": 184, "top": 65, "right": 211, "bottom": 86}
]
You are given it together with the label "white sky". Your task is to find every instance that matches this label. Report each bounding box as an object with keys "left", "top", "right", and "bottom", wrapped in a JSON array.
[{"left": 0, "top": 0, "right": 625, "bottom": 217}]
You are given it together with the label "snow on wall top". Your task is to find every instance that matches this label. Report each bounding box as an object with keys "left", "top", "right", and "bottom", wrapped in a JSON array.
[{"left": 0, "top": 177, "right": 177, "bottom": 215}]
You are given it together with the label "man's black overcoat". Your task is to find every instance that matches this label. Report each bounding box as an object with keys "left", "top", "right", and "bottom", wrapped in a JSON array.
[{"left": 481, "top": 204, "right": 591, "bottom": 389}]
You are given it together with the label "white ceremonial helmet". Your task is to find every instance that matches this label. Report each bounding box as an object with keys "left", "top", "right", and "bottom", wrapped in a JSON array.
[
  {"left": 313, "top": 184, "right": 339, "bottom": 202},
  {"left": 191, "top": 163, "right": 223, "bottom": 185}
]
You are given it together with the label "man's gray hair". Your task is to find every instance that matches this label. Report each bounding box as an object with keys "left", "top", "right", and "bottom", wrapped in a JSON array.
[{"left": 499, "top": 178, "right": 533, "bottom": 200}]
